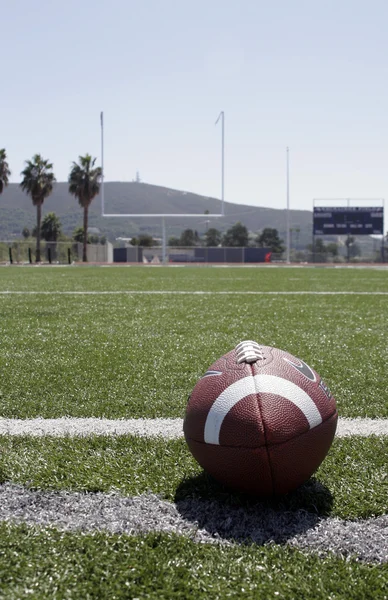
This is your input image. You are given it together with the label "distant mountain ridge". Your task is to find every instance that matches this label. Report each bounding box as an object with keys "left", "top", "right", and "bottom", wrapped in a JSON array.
[{"left": 0, "top": 181, "right": 313, "bottom": 244}]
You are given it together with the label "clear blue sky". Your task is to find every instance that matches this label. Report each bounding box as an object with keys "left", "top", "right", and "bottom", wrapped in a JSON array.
[{"left": 2, "top": 0, "right": 388, "bottom": 214}]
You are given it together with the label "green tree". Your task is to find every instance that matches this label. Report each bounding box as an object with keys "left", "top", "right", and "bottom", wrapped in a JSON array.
[
  {"left": 41, "top": 212, "right": 62, "bottom": 241},
  {"left": 326, "top": 242, "right": 338, "bottom": 258},
  {"left": 180, "top": 229, "right": 196, "bottom": 246},
  {"left": 308, "top": 238, "right": 327, "bottom": 262},
  {"left": 68, "top": 154, "right": 102, "bottom": 262},
  {"left": 168, "top": 236, "right": 180, "bottom": 247},
  {"left": 314, "top": 238, "right": 326, "bottom": 253},
  {"left": 20, "top": 154, "right": 56, "bottom": 262},
  {"left": 138, "top": 234, "right": 154, "bottom": 247},
  {"left": 222, "top": 222, "right": 249, "bottom": 247},
  {"left": 256, "top": 228, "right": 285, "bottom": 253},
  {"left": 73, "top": 226, "right": 89, "bottom": 243},
  {"left": 0, "top": 149, "right": 11, "bottom": 195},
  {"left": 204, "top": 227, "right": 222, "bottom": 247},
  {"left": 131, "top": 234, "right": 154, "bottom": 247},
  {"left": 41, "top": 212, "right": 62, "bottom": 262}
]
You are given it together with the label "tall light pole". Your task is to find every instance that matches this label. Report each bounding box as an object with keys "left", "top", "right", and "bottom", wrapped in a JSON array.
[
  {"left": 100, "top": 111, "right": 105, "bottom": 215},
  {"left": 215, "top": 111, "right": 225, "bottom": 216},
  {"left": 286, "top": 146, "right": 290, "bottom": 264}
]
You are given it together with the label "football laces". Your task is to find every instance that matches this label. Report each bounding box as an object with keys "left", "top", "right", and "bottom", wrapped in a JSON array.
[{"left": 235, "top": 340, "right": 265, "bottom": 364}]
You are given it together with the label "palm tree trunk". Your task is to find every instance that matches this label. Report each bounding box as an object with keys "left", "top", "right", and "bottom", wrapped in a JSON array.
[
  {"left": 36, "top": 203, "right": 42, "bottom": 262},
  {"left": 83, "top": 204, "right": 89, "bottom": 262}
]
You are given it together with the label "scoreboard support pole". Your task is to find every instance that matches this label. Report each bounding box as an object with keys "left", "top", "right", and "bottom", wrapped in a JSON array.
[
  {"left": 312, "top": 231, "right": 315, "bottom": 263},
  {"left": 312, "top": 198, "right": 315, "bottom": 263},
  {"left": 383, "top": 198, "right": 386, "bottom": 263}
]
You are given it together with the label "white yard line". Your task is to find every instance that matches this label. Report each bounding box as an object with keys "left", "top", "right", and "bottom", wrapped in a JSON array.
[
  {"left": 0, "top": 417, "right": 386, "bottom": 437},
  {"left": 0, "top": 290, "right": 388, "bottom": 295},
  {"left": 0, "top": 483, "right": 386, "bottom": 563}
]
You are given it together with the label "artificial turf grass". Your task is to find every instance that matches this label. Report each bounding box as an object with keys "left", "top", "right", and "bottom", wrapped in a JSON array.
[
  {"left": 0, "top": 524, "right": 386, "bottom": 600},
  {"left": 0, "top": 267, "right": 386, "bottom": 600},
  {"left": 0, "top": 435, "right": 386, "bottom": 519},
  {"left": 1, "top": 293, "right": 387, "bottom": 419},
  {"left": 1, "top": 264, "right": 388, "bottom": 292}
]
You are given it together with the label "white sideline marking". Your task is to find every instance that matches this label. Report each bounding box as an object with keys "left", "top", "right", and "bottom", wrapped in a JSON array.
[
  {"left": 0, "top": 290, "right": 388, "bottom": 295},
  {"left": 0, "top": 417, "right": 386, "bottom": 438}
]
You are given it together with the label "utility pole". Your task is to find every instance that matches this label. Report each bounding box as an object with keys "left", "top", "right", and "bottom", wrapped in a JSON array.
[
  {"left": 286, "top": 146, "right": 290, "bottom": 264},
  {"left": 215, "top": 111, "right": 225, "bottom": 216}
]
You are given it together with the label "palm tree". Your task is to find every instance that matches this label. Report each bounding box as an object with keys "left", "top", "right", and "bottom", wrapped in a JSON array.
[
  {"left": 68, "top": 154, "right": 102, "bottom": 262},
  {"left": 20, "top": 155, "right": 56, "bottom": 262},
  {"left": 41, "top": 212, "right": 62, "bottom": 242},
  {"left": 0, "top": 149, "right": 11, "bottom": 195}
]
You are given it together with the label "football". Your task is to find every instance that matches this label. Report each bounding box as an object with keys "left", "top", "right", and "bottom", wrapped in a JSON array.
[{"left": 183, "top": 340, "right": 338, "bottom": 496}]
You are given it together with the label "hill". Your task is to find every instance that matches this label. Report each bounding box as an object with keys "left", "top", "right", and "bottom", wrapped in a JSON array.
[{"left": 0, "top": 181, "right": 313, "bottom": 245}]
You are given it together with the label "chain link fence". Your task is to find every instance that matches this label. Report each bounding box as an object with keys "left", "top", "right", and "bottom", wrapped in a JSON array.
[
  {"left": 0, "top": 241, "right": 113, "bottom": 264},
  {"left": 1, "top": 241, "right": 386, "bottom": 265}
]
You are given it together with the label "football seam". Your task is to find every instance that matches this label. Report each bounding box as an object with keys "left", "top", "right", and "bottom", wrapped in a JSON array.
[{"left": 251, "top": 364, "right": 275, "bottom": 496}]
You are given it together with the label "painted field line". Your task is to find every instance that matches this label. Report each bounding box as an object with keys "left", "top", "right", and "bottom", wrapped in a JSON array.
[
  {"left": 0, "top": 417, "right": 386, "bottom": 437},
  {"left": 0, "top": 483, "right": 386, "bottom": 564},
  {"left": 0, "top": 290, "right": 388, "bottom": 296}
]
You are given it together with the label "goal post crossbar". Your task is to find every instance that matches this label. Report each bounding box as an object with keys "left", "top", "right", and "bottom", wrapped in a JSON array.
[{"left": 102, "top": 213, "right": 224, "bottom": 218}]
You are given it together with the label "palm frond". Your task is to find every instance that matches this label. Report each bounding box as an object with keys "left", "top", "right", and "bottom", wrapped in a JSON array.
[
  {"left": 0, "top": 148, "right": 11, "bottom": 192},
  {"left": 68, "top": 154, "right": 101, "bottom": 207},
  {"left": 20, "top": 154, "right": 56, "bottom": 205}
]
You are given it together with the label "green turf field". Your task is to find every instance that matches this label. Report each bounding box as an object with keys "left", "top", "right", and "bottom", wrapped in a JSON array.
[
  {"left": 0, "top": 526, "right": 386, "bottom": 600},
  {"left": 0, "top": 266, "right": 387, "bottom": 599},
  {"left": 0, "top": 267, "right": 387, "bottom": 418},
  {"left": 1, "top": 264, "right": 388, "bottom": 292},
  {"left": 0, "top": 435, "right": 386, "bottom": 519}
]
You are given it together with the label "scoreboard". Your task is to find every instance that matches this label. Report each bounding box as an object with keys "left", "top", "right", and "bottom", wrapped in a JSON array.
[{"left": 313, "top": 206, "right": 384, "bottom": 235}]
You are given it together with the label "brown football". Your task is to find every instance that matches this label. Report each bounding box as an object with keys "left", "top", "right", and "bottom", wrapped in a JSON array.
[{"left": 183, "top": 340, "right": 338, "bottom": 496}]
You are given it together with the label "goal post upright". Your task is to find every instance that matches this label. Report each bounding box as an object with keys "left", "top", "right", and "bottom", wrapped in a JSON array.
[{"left": 100, "top": 111, "right": 104, "bottom": 216}]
